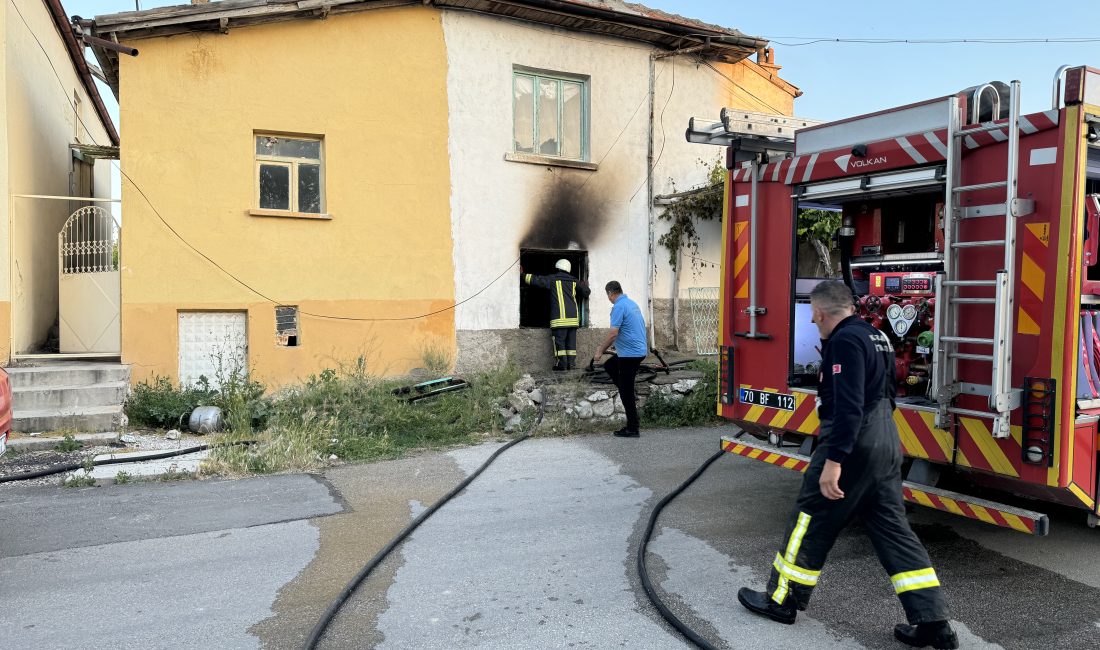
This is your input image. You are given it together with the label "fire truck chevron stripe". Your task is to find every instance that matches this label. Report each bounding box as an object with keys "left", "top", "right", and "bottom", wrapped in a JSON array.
[
  {"left": 734, "top": 221, "right": 749, "bottom": 299},
  {"left": 1021, "top": 253, "right": 1045, "bottom": 300},
  {"left": 957, "top": 418, "right": 1020, "bottom": 477},
  {"left": 923, "top": 131, "right": 948, "bottom": 157},
  {"left": 895, "top": 412, "right": 928, "bottom": 458},
  {"left": 802, "top": 153, "right": 819, "bottom": 182},
  {"left": 720, "top": 439, "right": 810, "bottom": 472},
  {"left": 896, "top": 136, "right": 927, "bottom": 164},
  {"left": 723, "top": 438, "right": 1045, "bottom": 534},
  {"left": 785, "top": 157, "right": 801, "bottom": 184},
  {"left": 1018, "top": 309, "right": 1041, "bottom": 335}
]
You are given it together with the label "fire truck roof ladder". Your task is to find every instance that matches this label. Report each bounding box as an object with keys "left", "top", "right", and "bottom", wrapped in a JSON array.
[{"left": 932, "top": 81, "right": 1033, "bottom": 438}]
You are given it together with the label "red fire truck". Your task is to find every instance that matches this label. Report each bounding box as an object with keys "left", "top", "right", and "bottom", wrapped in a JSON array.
[{"left": 689, "top": 65, "right": 1100, "bottom": 535}]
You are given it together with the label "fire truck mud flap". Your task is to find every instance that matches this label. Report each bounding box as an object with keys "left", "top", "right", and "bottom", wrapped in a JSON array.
[{"left": 721, "top": 434, "right": 1050, "bottom": 536}]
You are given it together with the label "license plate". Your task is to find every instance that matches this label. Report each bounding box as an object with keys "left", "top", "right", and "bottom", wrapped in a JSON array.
[
  {"left": 738, "top": 388, "right": 796, "bottom": 411},
  {"left": 0, "top": 432, "right": 7, "bottom": 458}
]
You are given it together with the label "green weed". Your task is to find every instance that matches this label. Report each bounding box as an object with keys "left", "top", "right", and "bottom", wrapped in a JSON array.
[
  {"left": 204, "top": 359, "right": 521, "bottom": 474},
  {"left": 641, "top": 359, "right": 720, "bottom": 428},
  {"left": 55, "top": 433, "right": 82, "bottom": 453},
  {"left": 63, "top": 472, "right": 96, "bottom": 488}
]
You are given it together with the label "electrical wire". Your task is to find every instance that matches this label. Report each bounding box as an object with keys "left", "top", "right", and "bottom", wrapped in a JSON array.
[
  {"left": 702, "top": 61, "right": 788, "bottom": 115},
  {"left": 9, "top": 0, "right": 519, "bottom": 324},
  {"left": 629, "top": 53, "right": 678, "bottom": 204},
  {"left": 764, "top": 35, "right": 1100, "bottom": 47},
  {"left": 11, "top": 0, "right": 724, "bottom": 324}
]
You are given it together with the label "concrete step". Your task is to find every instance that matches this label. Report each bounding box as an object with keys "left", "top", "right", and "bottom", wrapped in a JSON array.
[
  {"left": 12, "top": 381, "right": 129, "bottom": 411},
  {"left": 5, "top": 363, "right": 130, "bottom": 389},
  {"left": 13, "top": 404, "right": 125, "bottom": 434}
]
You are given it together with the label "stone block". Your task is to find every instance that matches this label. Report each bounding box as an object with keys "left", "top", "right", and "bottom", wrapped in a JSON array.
[
  {"left": 513, "top": 375, "right": 537, "bottom": 393},
  {"left": 673, "top": 379, "right": 700, "bottom": 394},
  {"left": 593, "top": 399, "right": 616, "bottom": 418},
  {"left": 586, "top": 390, "right": 610, "bottom": 402}
]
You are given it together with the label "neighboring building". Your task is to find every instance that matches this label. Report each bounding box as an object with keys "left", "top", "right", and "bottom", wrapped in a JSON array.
[
  {"left": 85, "top": 0, "right": 799, "bottom": 387},
  {"left": 3, "top": 0, "right": 117, "bottom": 362}
]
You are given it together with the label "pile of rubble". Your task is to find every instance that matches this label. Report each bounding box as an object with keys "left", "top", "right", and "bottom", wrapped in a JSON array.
[{"left": 499, "top": 369, "right": 707, "bottom": 433}]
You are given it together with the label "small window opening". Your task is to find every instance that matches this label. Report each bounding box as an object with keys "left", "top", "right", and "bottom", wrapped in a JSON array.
[
  {"left": 276, "top": 306, "right": 300, "bottom": 347},
  {"left": 519, "top": 249, "right": 588, "bottom": 328}
]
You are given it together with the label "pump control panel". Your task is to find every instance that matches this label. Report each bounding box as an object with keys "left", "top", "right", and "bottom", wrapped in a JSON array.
[{"left": 869, "top": 272, "right": 936, "bottom": 297}]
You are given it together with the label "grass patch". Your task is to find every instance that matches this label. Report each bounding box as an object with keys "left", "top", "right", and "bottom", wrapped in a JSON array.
[
  {"left": 55, "top": 433, "right": 82, "bottom": 453},
  {"left": 125, "top": 368, "right": 269, "bottom": 433},
  {"left": 204, "top": 360, "right": 521, "bottom": 475},
  {"left": 125, "top": 376, "right": 216, "bottom": 430},
  {"left": 641, "top": 359, "right": 720, "bottom": 428},
  {"left": 63, "top": 473, "right": 96, "bottom": 488},
  {"left": 115, "top": 471, "right": 132, "bottom": 484}
]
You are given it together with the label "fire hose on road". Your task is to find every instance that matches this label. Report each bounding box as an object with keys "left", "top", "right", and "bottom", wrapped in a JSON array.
[{"left": 302, "top": 401, "right": 732, "bottom": 649}]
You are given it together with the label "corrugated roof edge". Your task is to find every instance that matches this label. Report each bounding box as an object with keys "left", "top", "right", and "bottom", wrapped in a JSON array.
[
  {"left": 86, "top": 0, "right": 770, "bottom": 99},
  {"left": 44, "top": 0, "right": 119, "bottom": 145}
]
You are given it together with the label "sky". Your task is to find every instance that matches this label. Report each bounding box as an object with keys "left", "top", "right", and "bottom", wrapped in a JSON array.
[{"left": 65, "top": 0, "right": 1100, "bottom": 125}]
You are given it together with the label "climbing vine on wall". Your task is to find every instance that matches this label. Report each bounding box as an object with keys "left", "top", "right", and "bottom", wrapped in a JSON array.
[
  {"left": 656, "top": 160, "right": 842, "bottom": 276},
  {"left": 656, "top": 159, "right": 725, "bottom": 270}
]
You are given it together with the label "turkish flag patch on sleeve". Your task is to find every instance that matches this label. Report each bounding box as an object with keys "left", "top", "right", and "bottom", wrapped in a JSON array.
[{"left": 832, "top": 364, "right": 842, "bottom": 374}]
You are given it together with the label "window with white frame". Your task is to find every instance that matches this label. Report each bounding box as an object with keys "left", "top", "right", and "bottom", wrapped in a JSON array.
[
  {"left": 513, "top": 70, "right": 588, "bottom": 161},
  {"left": 255, "top": 134, "right": 324, "bottom": 214}
]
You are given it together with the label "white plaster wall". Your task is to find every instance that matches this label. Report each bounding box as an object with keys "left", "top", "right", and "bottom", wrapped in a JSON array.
[
  {"left": 443, "top": 11, "right": 796, "bottom": 340},
  {"left": 443, "top": 12, "right": 653, "bottom": 330},
  {"left": 649, "top": 56, "right": 793, "bottom": 302},
  {"left": 6, "top": 0, "right": 113, "bottom": 353}
]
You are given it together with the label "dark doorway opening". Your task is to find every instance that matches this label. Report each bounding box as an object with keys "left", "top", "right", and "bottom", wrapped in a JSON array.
[{"left": 519, "top": 248, "right": 588, "bottom": 328}]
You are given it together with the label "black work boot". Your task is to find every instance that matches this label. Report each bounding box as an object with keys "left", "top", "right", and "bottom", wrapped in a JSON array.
[
  {"left": 893, "top": 621, "right": 959, "bottom": 649},
  {"left": 737, "top": 588, "right": 796, "bottom": 625}
]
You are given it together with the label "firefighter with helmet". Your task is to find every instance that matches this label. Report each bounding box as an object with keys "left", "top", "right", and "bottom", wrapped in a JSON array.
[
  {"left": 523, "top": 259, "right": 590, "bottom": 370},
  {"left": 738, "top": 280, "right": 957, "bottom": 649}
]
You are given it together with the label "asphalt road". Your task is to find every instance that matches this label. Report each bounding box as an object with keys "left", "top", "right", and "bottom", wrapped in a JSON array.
[{"left": 1, "top": 427, "right": 1098, "bottom": 649}]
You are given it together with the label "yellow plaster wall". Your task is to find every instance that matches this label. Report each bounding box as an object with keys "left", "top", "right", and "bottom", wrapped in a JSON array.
[
  {"left": 118, "top": 7, "right": 455, "bottom": 387},
  {"left": 717, "top": 59, "right": 797, "bottom": 116}
]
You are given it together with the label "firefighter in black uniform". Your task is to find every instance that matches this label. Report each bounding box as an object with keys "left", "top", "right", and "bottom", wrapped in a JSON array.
[
  {"left": 523, "top": 259, "right": 590, "bottom": 370},
  {"left": 738, "top": 280, "right": 957, "bottom": 650}
]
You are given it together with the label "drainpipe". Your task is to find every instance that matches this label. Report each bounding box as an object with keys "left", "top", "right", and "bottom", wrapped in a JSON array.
[
  {"left": 645, "top": 52, "right": 657, "bottom": 350},
  {"left": 671, "top": 248, "right": 681, "bottom": 349}
]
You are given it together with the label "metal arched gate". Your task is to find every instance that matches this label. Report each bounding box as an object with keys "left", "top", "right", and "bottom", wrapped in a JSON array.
[{"left": 58, "top": 206, "right": 120, "bottom": 354}]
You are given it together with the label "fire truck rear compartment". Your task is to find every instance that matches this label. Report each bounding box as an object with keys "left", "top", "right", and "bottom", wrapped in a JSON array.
[{"left": 791, "top": 189, "right": 944, "bottom": 407}]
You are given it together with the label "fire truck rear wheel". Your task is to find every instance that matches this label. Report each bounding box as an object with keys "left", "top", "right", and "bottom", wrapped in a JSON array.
[{"left": 1088, "top": 513, "right": 1100, "bottom": 529}]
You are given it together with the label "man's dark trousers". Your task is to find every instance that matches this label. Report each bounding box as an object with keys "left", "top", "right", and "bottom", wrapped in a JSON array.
[
  {"left": 603, "top": 355, "right": 644, "bottom": 432},
  {"left": 765, "top": 399, "right": 949, "bottom": 624},
  {"left": 552, "top": 327, "right": 578, "bottom": 368}
]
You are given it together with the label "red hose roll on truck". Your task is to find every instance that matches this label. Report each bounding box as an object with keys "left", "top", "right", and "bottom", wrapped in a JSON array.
[{"left": 691, "top": 65, "right": 1100, "bottom": 535}]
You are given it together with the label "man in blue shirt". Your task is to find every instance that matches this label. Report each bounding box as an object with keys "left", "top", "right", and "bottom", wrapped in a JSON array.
[{"left": 592, "top": 281, "right": 647, "bottom": 437}]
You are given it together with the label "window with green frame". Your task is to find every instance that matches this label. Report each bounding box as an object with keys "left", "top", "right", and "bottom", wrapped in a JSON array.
[{"left": 513, "top": 70, "right": 588, "bottom": 161}]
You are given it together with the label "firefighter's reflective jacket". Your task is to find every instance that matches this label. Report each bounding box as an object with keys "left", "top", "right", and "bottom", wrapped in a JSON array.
[{"left": 524, "top": 271, "right": 590, "bottom": 328}]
